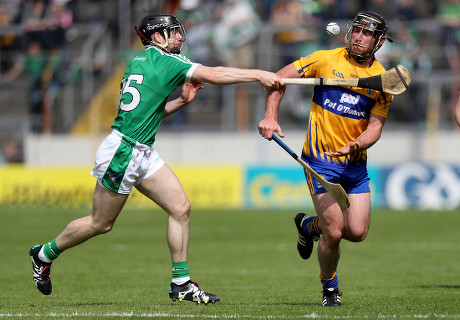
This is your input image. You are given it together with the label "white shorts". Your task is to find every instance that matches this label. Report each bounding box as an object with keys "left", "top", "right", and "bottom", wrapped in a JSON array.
[{"left": 90, "top": 130, "right": 165, "bottom": 194}]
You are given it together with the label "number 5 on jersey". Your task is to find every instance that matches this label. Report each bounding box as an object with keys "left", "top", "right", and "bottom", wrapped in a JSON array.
[{"left": 120, "top": 74, "right": 144, "bottom": 111}]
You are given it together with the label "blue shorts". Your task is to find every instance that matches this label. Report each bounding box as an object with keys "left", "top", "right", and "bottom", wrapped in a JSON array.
[{"left": 302, "top": 156, "right": 370, "bottom": 195}]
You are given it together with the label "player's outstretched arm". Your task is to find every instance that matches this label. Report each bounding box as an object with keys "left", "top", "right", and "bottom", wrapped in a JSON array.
[
  {"left": 191, "top": 65, "right": 283, "bottom": 90},
  {"left": 163, "top": 80, "right": 204, "bottom": 118}
]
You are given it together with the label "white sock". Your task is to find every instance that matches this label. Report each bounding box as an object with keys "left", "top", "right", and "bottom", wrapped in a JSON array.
[
  {"left": 38, "top": 247, "right": 53, "bottom": 263},
  {"left": 171, "top": 276, "right": 190, "bottom": 285}
]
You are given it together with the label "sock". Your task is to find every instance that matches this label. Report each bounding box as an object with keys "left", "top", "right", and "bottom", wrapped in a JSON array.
[
  {"left": 320, "top": 271, "right": 339, "bottom": 290},
  {"left": 171, "top": 261, "right": 190, "bottom": 285},
  {"left": 302, "top": 216, "right": 321, "bottom": 238},
  {"left": 40, "top": 239, "right": 63, "bottom": 262}
]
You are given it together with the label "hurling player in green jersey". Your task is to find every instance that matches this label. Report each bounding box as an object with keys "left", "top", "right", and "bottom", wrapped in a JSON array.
[{"left": 29, "top": 13, "right": 283, "bottom": 304}]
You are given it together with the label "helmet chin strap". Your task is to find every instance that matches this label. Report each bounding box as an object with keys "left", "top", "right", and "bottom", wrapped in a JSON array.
[
  {"left": 345, "top": 27, "right": 383, "bottom": 62},
  {"left": 151, "top": 30, "right": 181, "bottom": 54},
  {"left": 347, "top": 45, "right": 372, "bottom": 62},
  {"left": 151, "top": 30, "right": 169, "bottom": 50}
]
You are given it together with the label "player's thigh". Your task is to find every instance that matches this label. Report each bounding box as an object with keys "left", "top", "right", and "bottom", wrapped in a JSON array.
[
  {"left": 342, "top": 192, "right": 371, "bottom": 241},
  {"left": 312, "top": 193, "right": 344, "bottom": 239},
  {"left": 91, "top": 182, "right": 129, "bottom": 230},
  {"left": 136, "top": 164, "right": 190, "bottom": 214}
]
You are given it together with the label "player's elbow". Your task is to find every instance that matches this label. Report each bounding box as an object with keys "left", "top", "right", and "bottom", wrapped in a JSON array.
[{"left": 193, "top": 66, "right": 218, "bottom": 84}]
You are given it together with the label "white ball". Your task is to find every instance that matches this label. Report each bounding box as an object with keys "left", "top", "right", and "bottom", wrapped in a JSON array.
[{"left": 326, "top": 22, "right": 340, "bottom": 36}]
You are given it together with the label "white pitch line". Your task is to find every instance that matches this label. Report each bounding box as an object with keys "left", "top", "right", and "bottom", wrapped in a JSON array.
[{"left": 1, "top": 313, "right": 460, "bottom": 319}]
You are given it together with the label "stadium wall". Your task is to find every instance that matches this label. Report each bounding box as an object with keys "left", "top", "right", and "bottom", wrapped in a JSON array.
[
  {"left": 24, "top": 130, "right": 460, "bottom": 166},
  {"left": 1, "top": 131, "right": 458, "bottom": 210}
]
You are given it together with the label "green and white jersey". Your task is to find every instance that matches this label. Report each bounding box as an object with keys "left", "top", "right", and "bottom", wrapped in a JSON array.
[{"left": 112, "top": 46, "right": 198, "bottom": 145}]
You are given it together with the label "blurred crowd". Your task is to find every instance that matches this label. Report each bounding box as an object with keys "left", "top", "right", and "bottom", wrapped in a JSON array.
[
  {"left": 0, "top": 0, "right": 73, "bottom": 135},
  {"left": 0, "top": 0, "right": 459, "bottom": 163},
  {"left": 172, "top": 0, "right": 460, "bottom": 125}
]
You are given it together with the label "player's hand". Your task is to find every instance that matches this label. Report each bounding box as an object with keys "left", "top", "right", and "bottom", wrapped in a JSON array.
[
  {"left": 181, "top": 80, "right": 204, "bottom": 104},
  {"left": 259, "top": 71, "right": 284, "bottom": 90},
  {"left": 258, "top": 119, "right": 284, "bottom": 140},
  {"left": 325, "top": 141, "right": 360, "bottom": 158}
]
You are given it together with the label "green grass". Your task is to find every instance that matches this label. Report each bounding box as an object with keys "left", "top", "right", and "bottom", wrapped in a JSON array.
[{"left": 1, "top": 206, "right": 460, "bottom": 319}]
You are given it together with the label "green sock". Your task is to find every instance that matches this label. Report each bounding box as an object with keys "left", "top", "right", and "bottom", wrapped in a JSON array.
[
  {"left": 172, "top": 261, "right": 190, "bottom": 284},
  {"left": 43, "top": 239, "right": 63, "bottom": 260}
]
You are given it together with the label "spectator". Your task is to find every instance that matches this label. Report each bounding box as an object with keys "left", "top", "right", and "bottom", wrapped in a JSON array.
[
  {"left": 365, "top": 0, "right": 398, "bottom": 21},
  {"left": 213, "top": 0, "right": 261, "bottom": 130},
  {"left": 446, "top": 35, "right": 460, "bottom": 127},
  {"left": 437, "top": 0, "right": 460, "bottom": 30},
  {"left": 257, "top": 0, "right": 278, "bottom": 21},
  {"left": 436, "top": 0, "right": 460, "bottom": 127},
  {"left": 45, "top": 0, "right": 73, "bottom": 51},
  {"left": 377, "top": 26, "right": 432, "bottom": 123},
  {"left": 437, "top": 0, "right": 460, "bottom": 47},
  {"left": 302, "top": 0, "right": 336, "bottom": 23},
  {"left": 176, "top": 0, "right": 213, "bottom": 65},
  {"left": 22, "top": 0, "right": 49, "bottom": 49},
  {"left": 2, "top": 136, "right": 23, "bottom": 163},
  {"left": 0, "top": 2, "right": 17, "bottom": 73},
  {"left": 269, "top": 0, "right": 321, "bottom": 121},
  {"left": 2, "top": 41, "right": 61, "bottom": 133},
  {"left": 396, "top": 0, "right": 418, "bottom": 21},
  {"left": 172, "top": 0, "right": 214, "bottom": 129},
  {"left": 270, "top": 0, "right": 312, "bottom": 67},
  {"left": 9, "top": 0, "right": 73, "bottom": 133},
  {"left": 213, "top": 0, "right": 260, "bottom": 67}
]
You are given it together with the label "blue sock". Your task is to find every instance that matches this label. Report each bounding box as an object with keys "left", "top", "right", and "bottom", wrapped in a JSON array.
[
  {"left": 302, "top": 216, "right": 321, "bottom": 238},
  {"left": 320, "top": 271, "right": 339, "bottom": 290}
]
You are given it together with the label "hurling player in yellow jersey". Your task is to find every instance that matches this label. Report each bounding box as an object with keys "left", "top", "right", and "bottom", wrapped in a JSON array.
[{"left": 259, "top": 11, "right": 393, "bottom": 307}]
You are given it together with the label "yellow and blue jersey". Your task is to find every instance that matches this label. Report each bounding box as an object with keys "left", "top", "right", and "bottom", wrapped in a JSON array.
[{"left": 293, "top": 47, "right": 392, "bottom": 167}]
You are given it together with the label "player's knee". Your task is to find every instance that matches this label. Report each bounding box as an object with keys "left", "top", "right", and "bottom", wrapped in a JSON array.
[
  {"left": 355, "top": 229, "right": 368, "bottom": 242},
  {"left": 170, "top": 199, "right": 191, "bottom": 221},
  {"left": 91, "top": 220, "right": 115, "bottom": 235},
  {"left": 332, "top": 230, "right": 343, "bottom": 243},
  {"left": 324, "top": 229, "right": 343, "bottom": 245},
  {"left": 180, "top": 200, "right": 191, "bottom": 219},
  {"left": 345, "top": 228, "right": 368, "bottom": 242}
]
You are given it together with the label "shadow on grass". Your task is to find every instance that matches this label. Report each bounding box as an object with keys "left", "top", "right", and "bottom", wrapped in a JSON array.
[
  {"left": 57, "top": 301, "right": 323, "bottom": 307},
  {"left": 55, "top": 302, "right": 118, "bottom": 307},
  {"left": 414, "top": 284, "right": 460, "bottom": 289}
]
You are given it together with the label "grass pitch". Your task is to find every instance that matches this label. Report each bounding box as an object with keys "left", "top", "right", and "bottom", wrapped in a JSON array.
[{"left": 1, "top": 206, "right": 459, "bottom": 319}]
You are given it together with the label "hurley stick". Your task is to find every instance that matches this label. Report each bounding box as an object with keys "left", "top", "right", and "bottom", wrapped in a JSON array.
[
  {"left": 271, "top": 134, "right": 350, "bottom": 211},
  {"left": 280, "top": 64, "right": 411, "bottom": 95}
]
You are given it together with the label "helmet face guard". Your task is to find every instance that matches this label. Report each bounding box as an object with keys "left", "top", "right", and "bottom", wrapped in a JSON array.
[
  {"left": 134, "top": 14, "right": 186, "bottom": 54},
  {"left": 345, "top": 11, "right": 392, "bottom": 62}
]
